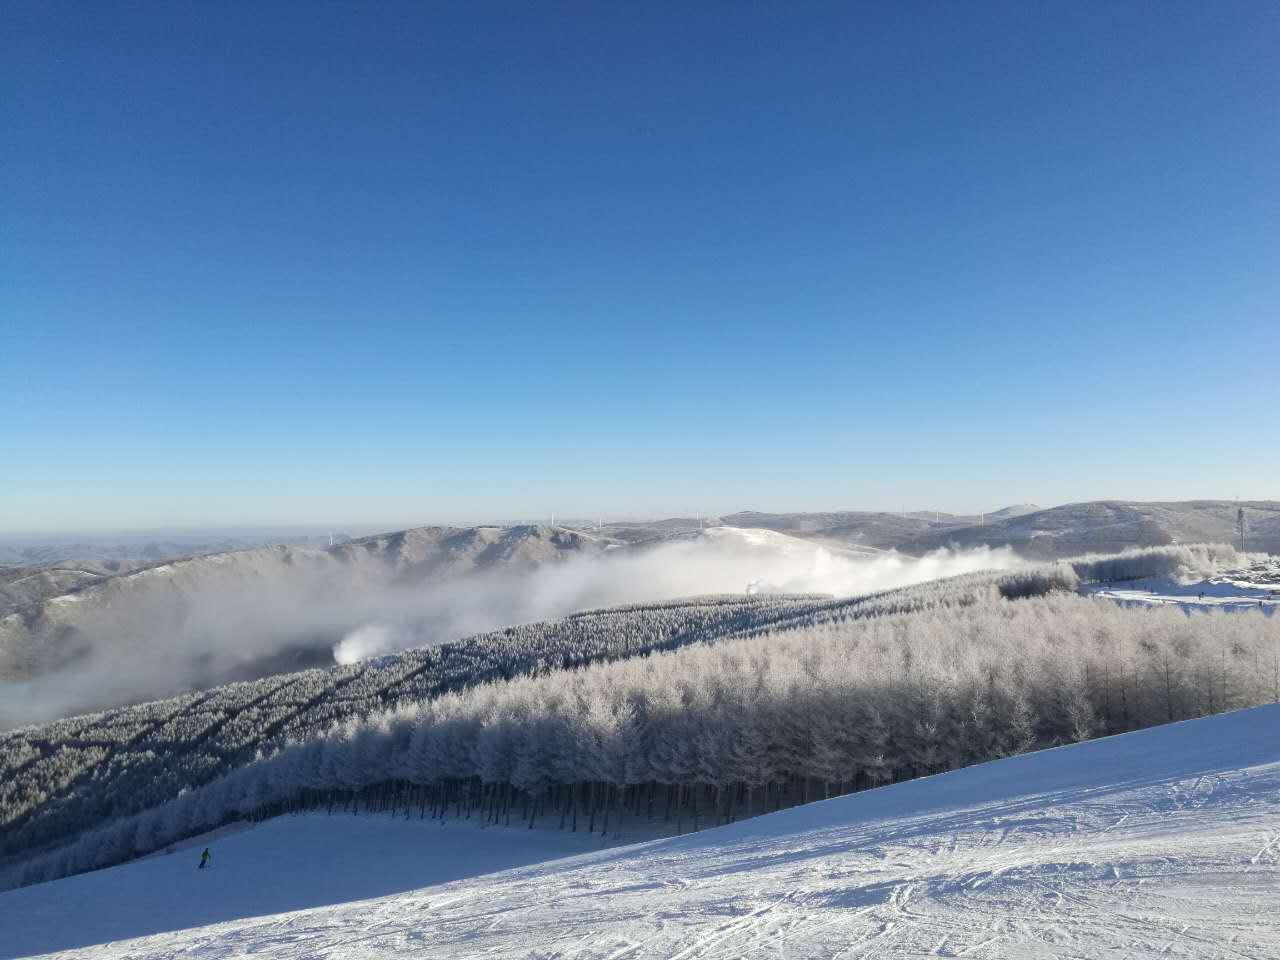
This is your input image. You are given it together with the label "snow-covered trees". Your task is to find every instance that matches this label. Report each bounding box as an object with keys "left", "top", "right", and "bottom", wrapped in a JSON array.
[
  {"left": 0, "top": 593, "right": 839, "bottom": 870},
  {"left": 11, "top": 586, "right": 1279, "bottom": 891},
  {"left": 1068, "top": 544, "right": 1241, "bottom": 584}
]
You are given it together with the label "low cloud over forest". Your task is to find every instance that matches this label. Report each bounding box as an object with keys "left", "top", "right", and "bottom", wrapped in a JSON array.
[{"left": 0, "top": 530, "right": 1021, "bottom": 728}]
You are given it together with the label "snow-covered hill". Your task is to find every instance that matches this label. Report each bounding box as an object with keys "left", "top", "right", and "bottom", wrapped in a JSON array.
[
  {"left": 0, "top": 525, "right": 617, "bottom": 723},
  {"left": 6, "top": 703, "right": 1279, "bottom": 959},
  {"left": 900, "top": 499, "right": 1280, "bottom": 558},
  {"left": 1083, "top": 555, "right": 1280, "bottom": 615},
  {"left": 1088, "top": 579, "right": 1279, "bottom": 615}
]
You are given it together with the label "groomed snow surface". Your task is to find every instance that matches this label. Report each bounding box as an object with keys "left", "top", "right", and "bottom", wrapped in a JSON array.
[
  {"left": 1085, "top": 576, "right": 1278, "bottom": 615},
  {"left": 5, "top": 705, "right": 1280, "bottom": 959}
]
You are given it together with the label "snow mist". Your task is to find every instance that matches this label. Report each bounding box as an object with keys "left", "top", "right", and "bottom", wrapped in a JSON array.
[{"left": 0, "top": 531, "right": 1021, "bottom": 728}]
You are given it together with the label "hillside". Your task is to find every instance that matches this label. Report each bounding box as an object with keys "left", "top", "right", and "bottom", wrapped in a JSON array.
[
  {"left": 670, "top": 524, "right": 886, "bottom": 559},
  {"left": 0, "top": 524, "right": 612, "bottom": 689},
  {"left": 594, "top": 507, "right": 1044, "bottom": 549},
  {"left": 1, "top": 525, "right": 609, "bottom": 629},
  {"left": 4, "top": 700, "right": 1277, "bottom": 959},
  {"left": 0, "top": 561, "right": 147, "bottom": 627},
  {"left": 898, "top": 499, "right": 1280, "bottom": 558},
  {"left": 717, "top": 509, "right": 971, "bottom": 549},
  {"left": 0, "top": 532, "right": 335, "bottom": 570},
  {"left": 704, "top": 500, "right": 1280, "bottom": 557}
]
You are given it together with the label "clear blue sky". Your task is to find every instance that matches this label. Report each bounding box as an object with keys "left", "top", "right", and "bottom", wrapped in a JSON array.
[{"left": 3, "top": 2, "right": 1277, "bottom": 533}]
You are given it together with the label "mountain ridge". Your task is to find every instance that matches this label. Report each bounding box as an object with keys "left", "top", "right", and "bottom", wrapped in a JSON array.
[{"left": 706, "top": 499, "right": 1280, "bottom": 557}]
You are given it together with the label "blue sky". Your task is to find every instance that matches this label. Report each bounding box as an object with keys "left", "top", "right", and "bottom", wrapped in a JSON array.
[{"left": 3, "top": 2, "right": 1277, "bottom": 532}]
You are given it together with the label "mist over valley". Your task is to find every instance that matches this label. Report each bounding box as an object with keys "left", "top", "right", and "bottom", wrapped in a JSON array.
[
  {"left": 0, "top": 519, "right": 1021, "bottom": 727},
  {"left": 4, "top": 499, "right": 1277, "bottom": 729}
]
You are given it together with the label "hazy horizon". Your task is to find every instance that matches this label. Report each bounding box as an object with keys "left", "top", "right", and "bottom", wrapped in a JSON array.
[{"left": 5, "top": 495, "right": 1280, "bottom": 539}]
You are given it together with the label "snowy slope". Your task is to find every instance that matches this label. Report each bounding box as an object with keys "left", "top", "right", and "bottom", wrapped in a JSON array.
[
  {"left": 0, "top": 818, "right": 615, "bottom": 958},
  {"left": 1084, "top": 561, "right": 1280, "bottom": 615},
  {"left": 1087, "top": 579, "right": 1278, "bottom": 614},
  {"left": 6, "top": 705, "right": 1280, "bottom": 959}
]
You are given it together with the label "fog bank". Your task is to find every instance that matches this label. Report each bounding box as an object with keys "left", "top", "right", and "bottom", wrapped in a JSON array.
[{"left": 0, "top": 531, "right": 1021, "bottom": 728}]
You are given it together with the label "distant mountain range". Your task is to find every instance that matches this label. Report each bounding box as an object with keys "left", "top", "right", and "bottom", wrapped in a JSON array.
[
  {"left": 668, "top": 500, "right": 1278, "bottom": 558},
  {"left": 716, "top": 506, "right": 1040, "bottom": 551},
  {"left": 0, "top": 530, "right": 356, "bottom": 569},
  {"left": 895, "top": 499, "right": 1279, "bottom": 557},
  {"left": 6, "top": 500, "right": 1277, "bottom": 672}
]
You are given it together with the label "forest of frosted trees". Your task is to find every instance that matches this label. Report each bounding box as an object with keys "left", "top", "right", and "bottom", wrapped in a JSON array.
[
  {"left": 1066, "top": 543, "right": 1242, "bottom": 583},
  {"left": 8, "top": 548, "right": 1278, "bottom": 889},
  {"left": 0, "top": 594, "right": 837, "bottom": 869},
  {"left": 0, "top": 565, "right": 1086, "bottom": 878}
]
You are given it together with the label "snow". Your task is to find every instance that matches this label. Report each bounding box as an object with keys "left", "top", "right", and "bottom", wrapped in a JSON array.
[
  {"left": 703, "top": 527, "right": 809, "bottom": 551},
  {"left": 6, "top": 705, "right": 1280, "bottom": 959},
  {"left": 1087, "top": 577, "right": 1279, "bottom": 615},
  {"left": 129, "top": 563, "right": 174, "bottom": 578},
  {"left": 47, "top": 592, "right": 88, "bottom": 604},
  {"left": 701, "top": 526, "right": 882, "bottom": 559},
  {"left": 0, "top": 817, "right": 613, "bottom": 958}
]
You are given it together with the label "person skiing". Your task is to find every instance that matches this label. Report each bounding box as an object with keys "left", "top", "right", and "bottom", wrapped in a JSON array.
[{"left": 198, "top": 848, "right": 211, "bottom": 870}]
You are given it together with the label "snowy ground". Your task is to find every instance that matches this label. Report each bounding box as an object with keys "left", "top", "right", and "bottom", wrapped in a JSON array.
[
  {"left": 1085, "top": 571, "right": 1279, "bottom": 614},
  {"left": 0, "top": 816, "right": 617, "bottom": 958},
  {"left": 5, "top": 706, "right": 1280, "bottom": 959}
]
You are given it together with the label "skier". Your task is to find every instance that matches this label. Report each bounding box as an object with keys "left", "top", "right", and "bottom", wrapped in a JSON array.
[{"left": 198, "top": 847, "right": 211, "bottom": 870}]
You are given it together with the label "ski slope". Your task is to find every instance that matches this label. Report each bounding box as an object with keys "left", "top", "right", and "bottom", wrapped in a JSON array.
[
  {"left": 1086, "top": 577, "right": 1278, "bottom": 615},
  {"left": 6, "top": 706, "right": 1280, "bottom": 959}
]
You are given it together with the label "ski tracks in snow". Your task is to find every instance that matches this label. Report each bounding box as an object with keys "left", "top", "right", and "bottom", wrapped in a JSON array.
[{"left": 22, "top": 760, "right": 1280, "bottom": 960}]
